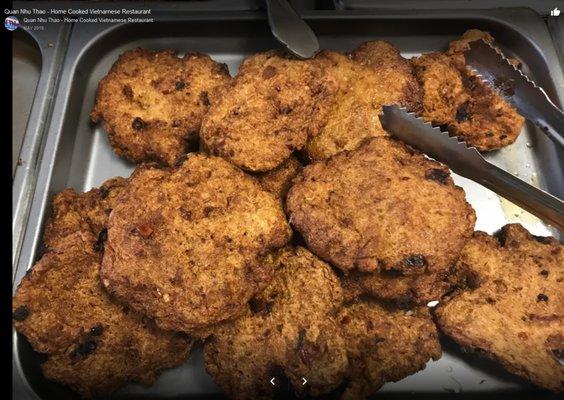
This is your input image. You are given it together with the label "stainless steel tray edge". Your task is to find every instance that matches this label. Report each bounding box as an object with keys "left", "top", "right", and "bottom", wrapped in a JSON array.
[
  {"left": 548, "top": 16, "right": 564, "bottom": 65},
  {"left": 334, "top": 0, "right": 559, "bottom": 15},
  {"left": 12, "top": 23, "right": 72, "bottom": 276}
]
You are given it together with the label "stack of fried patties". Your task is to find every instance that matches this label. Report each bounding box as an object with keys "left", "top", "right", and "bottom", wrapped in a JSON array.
[
  {"left": 12, "top": 178, "right": 193, "bottom": 397},
  {"left": 14, "top": 51, "right": 292, "bottom": 397},
  {"left": 13, "top": 31, "right": 562, "bottom": 400}
]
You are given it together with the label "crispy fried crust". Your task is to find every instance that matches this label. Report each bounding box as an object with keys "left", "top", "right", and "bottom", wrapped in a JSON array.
[
  {"left": 447, "top": 29, "right": 496, "bottom": 55},
  {"left": 43, "top": 177, "right": 128, "bottom": 249},
  {"left": 13, "top": 232, "right": 191, "bottom": 398},
  {"left": 305, "top": 43, "right": 421, "bottom": 161},
  {"left": 255, "top": 156, "right": 302, "bottom": 201},
  {"left": 412, "top": 31, "right": 524, "bottom": 151},
  {"left": 287, "top": 137, "right": 475, "bottom": 274},
  {"left": 201, "top": 51, "right": 337, "bottom": 172},
  {"left": 91, "top": 48, "right": 231, "bottom": 166},
  {"left": 100, "top": 155, "right": 292, "bottom": 333},
  {"left": 338, "top": 301, "right": 441, "bottom": 400},
  {"left": 204, "top": 247, "right": 347, "bottom": 400},
  {"left": 434, "top": 224, "right": 564, "bottom": 392},
  {"left": 446, "top": 29, "right": 520, "bottom": 69},
  {"left": 341, "top": 266, "right": 462, "bottom": 306}
]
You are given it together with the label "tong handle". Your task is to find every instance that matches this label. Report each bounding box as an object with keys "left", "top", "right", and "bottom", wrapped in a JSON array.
[
  {"left": 477, "top": 162, "right": 564, "bottom": 231},
  {"left": 535, "top": 98, "right": 564, "bottom": 148},
  {"left": 510, "top": 81, "right": 564, "bottom": 148}
]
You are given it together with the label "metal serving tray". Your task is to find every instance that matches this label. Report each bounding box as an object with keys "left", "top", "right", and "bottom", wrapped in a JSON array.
[{"left": 12, "top": 5, "right": 564, "bottom": 400}]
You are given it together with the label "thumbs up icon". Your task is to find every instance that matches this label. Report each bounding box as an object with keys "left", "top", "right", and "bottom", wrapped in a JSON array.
[{"left": 551, "top": 8, "right": 561, "bottom": 16}]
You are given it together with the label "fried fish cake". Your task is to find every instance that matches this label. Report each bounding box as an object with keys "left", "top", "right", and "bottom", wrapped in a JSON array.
[
  {"left": 255, "top": 156, "right": 302, "bottom": 201},
  {"left": 204, "top": 247, "right": 347, "bottom": 400},
  {"left": 341, "top": 266, "right": 462, "bottom": 306},
  {"left": 43, "top": 177, "right": 128, "bottom": 249},
  {"left": 338, "top": 300, "right": 441, "bottom": 400},
  {"left": 434, "top": 224, "right": 564, "bottom": 392},
  {"left": 287, "top": 137, "right": 475, "bottom": 275},
  {"left": 201, "top": 51, "right": 337, "bottom": 172},
  {"left": 100, "top": 155, "right": 292, "bottom": 333},
  {"left": 91, "top": 48, "right": 231, "bottom": 166},
  {"left": 448, "top": 29, "right": 497, "bottom": 57},
  {"left": 13, "top": 232, "right": 191, "bottom": 398},
  {"left": 305, "top": 43, "right": 421, "bottom": 161},
  {"left": 446, "top": 29, "right": 521, "bottom": 69},
  {"left": 412, "top": 33, "right": 524, "bottom": 151}
]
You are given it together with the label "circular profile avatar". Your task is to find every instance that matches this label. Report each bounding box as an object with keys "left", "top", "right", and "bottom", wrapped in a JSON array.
[{"left": 5, "top": 16, "right": 19, "bottom": 31}]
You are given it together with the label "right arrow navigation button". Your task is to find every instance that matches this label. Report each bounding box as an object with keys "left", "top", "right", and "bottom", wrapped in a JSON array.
[{"left": 302, "top": 377, "right": 307, "bottom": 385}]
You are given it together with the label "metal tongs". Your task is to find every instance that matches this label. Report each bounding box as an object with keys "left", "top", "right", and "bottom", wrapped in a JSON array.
[
  {"left": 265, "top": 0, "right": 319, "bottom": 59},
  {"left": 464, "top": 40, "right": 564, "bottom": 148},
  {"left": 380, "top": 105, "right": 564, "bottom": 232}
]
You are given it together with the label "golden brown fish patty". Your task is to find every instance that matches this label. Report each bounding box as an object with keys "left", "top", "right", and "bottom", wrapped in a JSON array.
[
  {"left": 435, "top": 224, "right": 564, "bottom": 392},
  {"left": 305, "top": 43, "right": 421, "bottom": 161},
  {"left": 13, "top": 232, "right": 192, "bottom": 398},
  {"left": 341, "top": 266, "right": 462, "bottom": 306},
  {"left": 201, "top": 50, "right": 337, "bottom": 172},
  {"left": 204, "top": 247, "right": 347, "bottom": 400},
  {"left": 447, "top": 29, "right": 521, "bottom": 69},
  {"left": 287, "top": 137, "right": 476, "bottom": 275},
  {"left": 204, "top": 243, "right": 441, "bottom": 400},
  {"left": 100, "top": 155, "right": 292, "bottom": 333},
  {"left": 91, "top": 48, "right": 231, "bottom": 166},
  {"left": 447, "top": 29, "right": 497, "bottom": 56},
  {"left": 338, "top": 300, "right": 441, "bottom": 400},
  {"left": 255, "top": 156, "right": 302, "bottom": 202},
  {"left": 43, "top": 177, "right": 128, "bottom": 249},
  {"left": 412, "top": 31, "right": 524, "bottom": 151}
]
